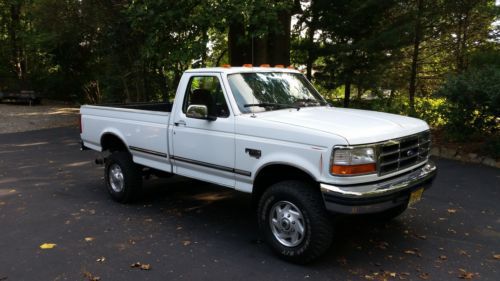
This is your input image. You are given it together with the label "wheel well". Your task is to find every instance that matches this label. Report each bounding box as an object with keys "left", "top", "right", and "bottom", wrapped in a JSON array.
[
  {"left": 101, "top": 133, "right": 127, "bottom": 152},
  {"left": 252, "top": 164, "right": 318, "bottom": 206}
]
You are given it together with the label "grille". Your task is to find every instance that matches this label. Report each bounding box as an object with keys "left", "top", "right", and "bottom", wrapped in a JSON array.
[{"left": 378, "top": 131, "right": 431, "bottom": 175}]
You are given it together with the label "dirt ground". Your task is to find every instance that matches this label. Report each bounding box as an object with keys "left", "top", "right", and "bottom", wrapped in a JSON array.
[{"left": 0, "top": 102, "right": 79, "bottom": 134}]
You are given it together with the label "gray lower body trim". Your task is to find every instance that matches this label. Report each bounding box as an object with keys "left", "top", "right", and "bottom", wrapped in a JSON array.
[
  {"left": 171, "top": 155, "right": 251, "bottom": 177},
  {"left": 129, "top": 146, "right": 168, "bottom": 158}
]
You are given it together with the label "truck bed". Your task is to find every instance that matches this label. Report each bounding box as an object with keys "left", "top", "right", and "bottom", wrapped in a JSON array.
[{"left": 80, "top": 102, "right": 172, "bottom": 173}]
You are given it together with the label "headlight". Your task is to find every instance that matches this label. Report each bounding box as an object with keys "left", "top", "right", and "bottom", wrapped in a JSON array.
[{"left": 331, "top": 147, "right": 377, "bottom": 175}]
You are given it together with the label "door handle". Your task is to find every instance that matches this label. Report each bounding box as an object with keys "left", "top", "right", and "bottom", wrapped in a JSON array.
[{"left": 174, "top": 120, "right": 186, "bottom": 126}]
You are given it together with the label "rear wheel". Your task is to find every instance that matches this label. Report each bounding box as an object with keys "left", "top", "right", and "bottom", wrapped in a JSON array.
[
  {"left": 257, "top": 180, "right": 334, "bottom": 264},
  {"left": 104, "top": 152, "right": 142, "bottom": 203}
]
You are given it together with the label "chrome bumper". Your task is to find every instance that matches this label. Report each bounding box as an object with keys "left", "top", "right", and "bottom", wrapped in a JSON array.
[{"left": 320, "top": 161, "right": 437, "bottom": 214}]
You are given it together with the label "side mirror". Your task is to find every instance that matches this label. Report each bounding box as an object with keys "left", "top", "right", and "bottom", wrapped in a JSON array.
[{"left": 186, "top": 104, "right": 217, "bottom": 121}]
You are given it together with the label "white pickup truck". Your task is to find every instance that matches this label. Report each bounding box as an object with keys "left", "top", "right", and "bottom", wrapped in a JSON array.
[{"left": 80, "top": 66, "right": 437, "bottom": 263}]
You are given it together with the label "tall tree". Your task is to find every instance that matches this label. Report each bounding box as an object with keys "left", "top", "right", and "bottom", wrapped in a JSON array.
[{"left": 226, "top": 0, "right": 301, "bottom": 66}]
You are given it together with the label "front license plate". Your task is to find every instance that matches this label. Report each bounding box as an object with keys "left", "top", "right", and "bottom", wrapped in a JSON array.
[{"left": 409, "top": 188, "right": 424, "bottom": 206}]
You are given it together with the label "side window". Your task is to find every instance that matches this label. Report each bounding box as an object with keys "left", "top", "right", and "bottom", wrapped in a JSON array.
[{"left": 182, "top": 76, "right": 230, "bottom": 118}]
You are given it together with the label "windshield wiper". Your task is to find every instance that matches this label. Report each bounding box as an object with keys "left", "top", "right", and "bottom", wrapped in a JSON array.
[
  {"left": 244, "top": 103, "right": 300, "bottom": 110},
  {"left": 294, "top": 98, "right": 322, "bottom": 107}
]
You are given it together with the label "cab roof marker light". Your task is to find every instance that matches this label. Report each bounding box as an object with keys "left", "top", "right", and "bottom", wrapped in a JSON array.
[{"left": 243, "top": 64, "right": 253, "bottom": 67}]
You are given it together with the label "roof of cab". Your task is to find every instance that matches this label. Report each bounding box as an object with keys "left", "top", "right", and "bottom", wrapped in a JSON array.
[{"left": 184, "top": 66, "right": 301, "bottom": 75}]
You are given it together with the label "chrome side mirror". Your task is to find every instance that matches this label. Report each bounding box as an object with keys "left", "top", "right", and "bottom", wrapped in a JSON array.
[{"left": 186, "top": 104, "right": 217, "bottom": 121}]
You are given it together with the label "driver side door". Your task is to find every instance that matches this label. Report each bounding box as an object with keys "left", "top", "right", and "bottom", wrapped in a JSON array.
[{"left": 171, "top": 74, "right": 236, "bottom": 187}]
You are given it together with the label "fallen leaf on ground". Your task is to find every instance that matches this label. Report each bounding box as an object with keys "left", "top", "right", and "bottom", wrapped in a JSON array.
[
  {"left": 493, "top": 254, "right": 500, "bottom": 260},
  {"left": 182, "top": 240, "right": 191, "bottom": 246},
  {"left": 403, "top": 249, "right": 418, "bottom": 255},
  {"left": 130, "top": 262, "right": 152, "bottom": 270},
  {"left": 418, "top": 273, "right": 430, "bottom": 280},
  {"left": 84, "top": 237, "right": 95, "bottom": 242},
  {"left": 375, "top": 241, "right": 389, "bottom": 250},
  {"left": 459, "top": 250, "right": 470, "bottom": 257},
  {"left": 439, "top": 255, "right": 448, "bottom": 260},
  {"left": 458, "top": 269, "right": 474, "bottom": 280},
  {"left": 447, "top": 208, "right": 457, "bottom": 214},
  {"left": 96, "top": 257, "right": 106, "bottom": 262},
  {"left": 140, "top": 264, "right": 151, "bottom": 270},
  {"left": 415, "top": 235, "right": 427, "bottom": 240},
  {"left": 399, "top": 272, "right": 410, "bottom": 280},
  {"left": 39, "top": 243, "right": 56, "bottom": 249},
  {"left": 83, "top": 271, "right": 101, "bottom": 281}
]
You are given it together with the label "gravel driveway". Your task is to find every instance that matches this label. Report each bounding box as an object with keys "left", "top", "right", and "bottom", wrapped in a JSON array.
[{"left": 0, "top": 103, "right": 79, "bottom": 134}]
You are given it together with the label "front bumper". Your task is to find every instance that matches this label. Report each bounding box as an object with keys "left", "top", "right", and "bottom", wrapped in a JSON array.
[{"left": 320, "top": 161, "right": 437, "bottom": 214}]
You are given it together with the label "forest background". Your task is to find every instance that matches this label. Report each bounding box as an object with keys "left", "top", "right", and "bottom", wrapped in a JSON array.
[{"left": 0, "top": 0, "right": 499, "bottom": 156}]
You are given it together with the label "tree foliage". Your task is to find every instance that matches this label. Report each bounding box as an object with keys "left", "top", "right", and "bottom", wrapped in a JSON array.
[{"left": 0, "top": 0, "right": 498, "bottom": 132}]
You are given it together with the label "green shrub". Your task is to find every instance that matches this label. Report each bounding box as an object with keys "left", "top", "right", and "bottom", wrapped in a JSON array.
[
  {"left": 437, "top": 66, "right": 500, "bottom": 141},
  {"left": 483, "top": 134, "right": 500, "bottom": 159}
]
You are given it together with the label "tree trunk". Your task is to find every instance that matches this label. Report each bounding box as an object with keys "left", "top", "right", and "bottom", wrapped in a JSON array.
[
  {"left": 306, "top": 19, "right": 316, "bottom": 79},
  {"left": 344, "top": 79, "right": 351, "bottom": 108},
  {"left": 357, "top": 85, "right": 363, "bottom": 99},
  {"left": 456, "top": 9, "right": 469, "bottom": 73},
  {"left": 306, "top": 0, "right": 317, "bottom": 80},
  {"left": 9, "top": 3, "right": 26, "bottom": 86},
  {"left": 268, "top": 10, "right": 291, "bottom": 66},
  {"left": 253, "top": 35, "right": 268, "bottom": 66},
  {"left": 409, "top": 0, "right": 423, "bottom": 114},
  {"left": 228, "top": 18, "right": 250, "bottom": 66}
]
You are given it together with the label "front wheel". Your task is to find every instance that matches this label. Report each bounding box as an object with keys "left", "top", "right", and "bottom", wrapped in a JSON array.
[
  {"left": 257, "top": 181, "right": 334, "bottom": 264},
  {"left": 104, "top": 152, "right": 142, "bottom": 203}
]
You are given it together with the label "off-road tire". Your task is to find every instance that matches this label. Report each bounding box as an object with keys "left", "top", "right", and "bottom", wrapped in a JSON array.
[
  {"left": 104, "top": 152, "right": 142, "bottom": 203},
  {"left": 257, "top": 180, "right": 334, "bottom": 264}
]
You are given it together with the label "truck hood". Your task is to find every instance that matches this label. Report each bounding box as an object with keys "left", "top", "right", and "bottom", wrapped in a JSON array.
[{"left": 256, "top": 106, "right": 429, "bottom": 145}]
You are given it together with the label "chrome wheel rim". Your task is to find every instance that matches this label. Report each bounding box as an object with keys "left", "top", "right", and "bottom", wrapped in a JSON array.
[
  {"left": 269, "top": 201, "right": 305, "bottom": 247},
  {"left": 109, "top": 164, "right": 124, "bottom": 193}
]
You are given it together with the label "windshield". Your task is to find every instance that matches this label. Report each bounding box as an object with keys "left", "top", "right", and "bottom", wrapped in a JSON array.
[{"left": 227, "top": 72, "right": 327, "bottom": 113}]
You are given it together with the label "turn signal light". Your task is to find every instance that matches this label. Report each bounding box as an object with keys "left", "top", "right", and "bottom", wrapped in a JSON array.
[{"left": 331, "top": 163, "right": 376, "bottom": 175}]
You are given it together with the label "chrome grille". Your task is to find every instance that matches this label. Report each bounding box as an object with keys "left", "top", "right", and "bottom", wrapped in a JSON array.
[{"left": 378, "top": 131, "right": 431, "bottom": 175}]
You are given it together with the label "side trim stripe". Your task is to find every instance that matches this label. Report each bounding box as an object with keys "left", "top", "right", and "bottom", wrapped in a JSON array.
[
  {"left": 171, "top": 155, "right": 251, "bottom": 177},
  {"left": 129, "top": 146, "right": 168, "bottom": 158}
]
